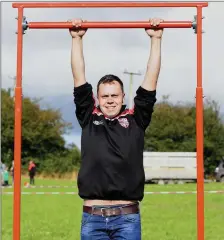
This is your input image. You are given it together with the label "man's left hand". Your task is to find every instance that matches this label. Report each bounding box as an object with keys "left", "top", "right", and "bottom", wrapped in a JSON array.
[{"left": 145, "top": 18, "right": 164, "bottom": 39}]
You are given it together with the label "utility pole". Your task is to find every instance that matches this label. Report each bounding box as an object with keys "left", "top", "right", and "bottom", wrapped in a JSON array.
[
  {"left": 8, "top": 75, "right": 17, "bottom": 98},
  {"left": 123, "top": 69, "right": 142, "bottom": 109}
]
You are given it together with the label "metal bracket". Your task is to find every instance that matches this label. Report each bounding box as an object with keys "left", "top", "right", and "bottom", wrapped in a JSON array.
[
  {"left": 15, "top": 16, "right": 28, "bottom": 34},
  {"left": 192, "top": 15, "right": 205, "bottom": 34},
  {"left": 195, "top": 95, "right": 206, "bottom": 99}
]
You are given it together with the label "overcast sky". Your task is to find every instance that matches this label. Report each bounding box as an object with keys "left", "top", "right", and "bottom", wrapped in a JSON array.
[{"left": 1, "top": 0, "right": 224, "bottom": 148}]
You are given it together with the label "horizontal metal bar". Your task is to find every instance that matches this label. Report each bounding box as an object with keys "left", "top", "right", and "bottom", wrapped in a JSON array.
[
  {"left": 27, "top": 21, "right": 193, "bottom": 29},
  {"left": 12, "top": 1, "right": 208, "bottom": 8}
]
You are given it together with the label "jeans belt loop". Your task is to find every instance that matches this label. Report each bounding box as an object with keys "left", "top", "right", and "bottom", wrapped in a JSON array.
[
  {"left": 119, "top": 206, "right": 124, "bottom": 215},
  {"left": 91, "top": 206, "right": 95, "bottom": 216},
  {"left": 100, "top": 207, "right": 107, "bottom": 217}
]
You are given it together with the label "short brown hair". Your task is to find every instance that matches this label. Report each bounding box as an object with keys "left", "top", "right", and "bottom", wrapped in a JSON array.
[{"left": 97, "top": 74, "right": 124, "bottom": 93}]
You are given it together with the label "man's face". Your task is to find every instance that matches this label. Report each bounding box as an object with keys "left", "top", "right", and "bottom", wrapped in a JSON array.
[{"left": 97, "top": 81, "right": 124, "bottom": 118}]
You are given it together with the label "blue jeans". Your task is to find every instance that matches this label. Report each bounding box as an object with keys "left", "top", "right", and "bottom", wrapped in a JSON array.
[{"left": 81, "top": 205, "right": 141, "bottom": 240}]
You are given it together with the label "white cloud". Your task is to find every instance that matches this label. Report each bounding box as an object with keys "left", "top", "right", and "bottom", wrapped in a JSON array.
[
  {"left": 156, "top": 2, "right": 224, "bottom": 107},
  {"left": 1, "top": 1, "right": 224, "bottom": 113},
  {"left": 1, "top": 1, "right": 163, "bottom": 97}
]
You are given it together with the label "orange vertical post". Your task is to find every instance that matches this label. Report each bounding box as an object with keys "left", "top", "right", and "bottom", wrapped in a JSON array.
[
  {"left": 196, "top": 6, "right": 204, "bottom": 240},
  {"left": 13, "top": 6, "right": 23, "bottom": 240}
]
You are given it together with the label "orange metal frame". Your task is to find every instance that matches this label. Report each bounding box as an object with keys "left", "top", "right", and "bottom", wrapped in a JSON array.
[
  {"left": 28, "top": 21, "right": 193, "bottom": 29},
  {"left": 12, "top": 2, "right": 208, "bottom": 240}
]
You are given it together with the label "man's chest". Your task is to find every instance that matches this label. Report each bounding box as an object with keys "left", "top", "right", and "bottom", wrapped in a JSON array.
[
  {"left": 82, "top": 115, "right": 144, "bottom": 159},
  {"left": 89, "top": 115, "right": 136, "bottom": 136}
]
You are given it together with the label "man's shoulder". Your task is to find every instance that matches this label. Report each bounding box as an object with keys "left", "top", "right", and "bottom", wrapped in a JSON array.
[{"left": 73, "top": 82, "right": 93, "bottom": 95}]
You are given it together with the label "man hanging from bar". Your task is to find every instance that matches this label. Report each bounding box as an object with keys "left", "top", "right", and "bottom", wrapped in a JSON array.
[{"left": 69, "top": 18, "right": 164, "bottom": 240}]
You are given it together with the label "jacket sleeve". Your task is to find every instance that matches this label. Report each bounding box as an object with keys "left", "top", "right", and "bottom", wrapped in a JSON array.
[
  {"left": 73, "top": 83, "right": 95, "bottom": 128},
  {"left": 133, "top": 86, "right": 157, "bottom": 130}
]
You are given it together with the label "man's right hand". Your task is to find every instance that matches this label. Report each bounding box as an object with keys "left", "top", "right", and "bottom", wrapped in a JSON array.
[
  {"left": 69, "top": 19, "right": 87, "bottom": 38},
  {"left": 70, "top": 19, "right": 87, "bottom": 87}
]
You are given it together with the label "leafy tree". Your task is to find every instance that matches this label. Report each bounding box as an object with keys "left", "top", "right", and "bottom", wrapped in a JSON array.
[
  {"left": 1, "top": 89, "right": 80, "bottom": 174},
  {"left": 145, "top": 96, "right": 224, "bottom": 174},
  {"left": 1, "top": 89, "right": 14, "bottom": 165}
]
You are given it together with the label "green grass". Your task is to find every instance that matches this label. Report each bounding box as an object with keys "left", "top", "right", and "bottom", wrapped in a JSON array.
[{"left": 2, "top": 178, "right": 224, "bottom": 240}]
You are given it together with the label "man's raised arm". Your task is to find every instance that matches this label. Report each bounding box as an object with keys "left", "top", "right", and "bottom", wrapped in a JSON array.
[
  {"left": 141, "top": 18, "right": 164, "bottom": 91},
  {"left": 69, "top": 19, "right": 87, "bottom": 87}
]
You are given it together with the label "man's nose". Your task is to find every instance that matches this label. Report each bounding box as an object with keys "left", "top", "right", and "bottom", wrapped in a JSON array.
[
  {"left": 107, "top": 99, "right": 114, "bottom": 104},
  {"left": 107, "top": 101, "right": 113, "bottom": 104}
]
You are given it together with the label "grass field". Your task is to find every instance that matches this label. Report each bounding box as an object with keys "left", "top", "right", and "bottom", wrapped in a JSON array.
[{"left": 2, "top": 178, "right": 224, "bottom": 240}]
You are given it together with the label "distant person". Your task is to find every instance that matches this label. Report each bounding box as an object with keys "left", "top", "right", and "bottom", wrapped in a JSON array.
[
  {"left": 2, "top": 166, "right": 9, "bottom": 187},
  {"left": 28, "top": 161, "right": 36, "bottom": 185},
  {"left": 10, "top": 160, "right": 14, "bottom": 184}
]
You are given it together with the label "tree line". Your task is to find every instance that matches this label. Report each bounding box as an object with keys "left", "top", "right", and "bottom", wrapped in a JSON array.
[
  {"left": 144, "top": 96, "right": 224, "bottom": 175},
  {"left": 1, "top": 89, "right": 224, "bottom": 176},
  {"left": 1, "top": 89, "right": 80, "bottom": 176}
]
